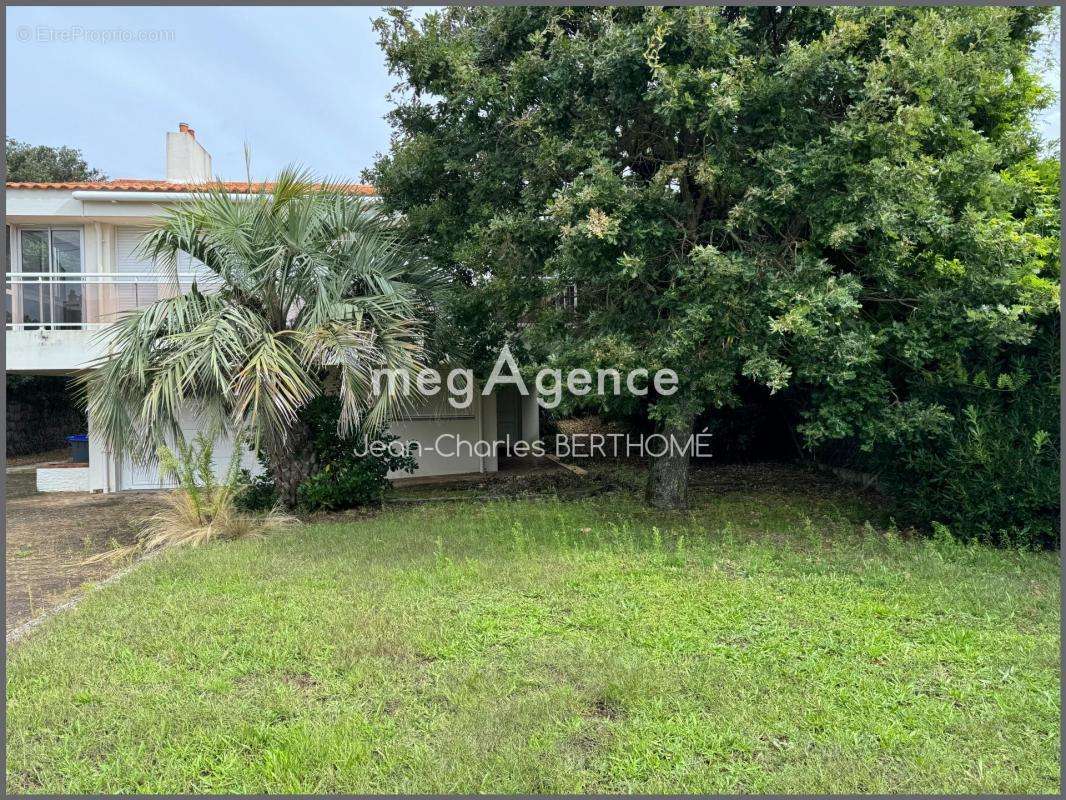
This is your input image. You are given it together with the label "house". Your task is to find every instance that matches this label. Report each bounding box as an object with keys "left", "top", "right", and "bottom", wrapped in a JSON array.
[{"left": 4, "top": 124, "right": 539, "bottom": 492}]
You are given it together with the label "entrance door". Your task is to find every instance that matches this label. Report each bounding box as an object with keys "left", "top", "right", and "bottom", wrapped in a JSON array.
[{"left": 496, "top": 386, "right": 522, "bottom": 452}]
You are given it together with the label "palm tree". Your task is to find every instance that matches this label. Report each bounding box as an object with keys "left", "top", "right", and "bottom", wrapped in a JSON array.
[{"left": 82, "top": 169, "right": 433, "bottom": 507}]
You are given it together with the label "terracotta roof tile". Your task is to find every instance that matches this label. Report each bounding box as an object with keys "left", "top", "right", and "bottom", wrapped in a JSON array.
[{"left": 6, "top": 179, "right": 376, "bottom": 195}]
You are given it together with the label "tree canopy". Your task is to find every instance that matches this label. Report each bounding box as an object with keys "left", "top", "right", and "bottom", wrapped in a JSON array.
[
  {"left": 6, "top": 138, "right": 106, "bottom": 182},
  {"left": 368, "top": 5, "right": 1059, "bottom": 530}
]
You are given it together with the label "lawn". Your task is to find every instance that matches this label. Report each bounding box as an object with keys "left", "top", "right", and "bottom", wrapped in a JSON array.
[{"left": 6, "top": 467, "right": 1060, "bottom": 793}]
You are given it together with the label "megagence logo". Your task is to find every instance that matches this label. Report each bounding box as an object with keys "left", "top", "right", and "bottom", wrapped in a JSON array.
[{"left": 372, "top": 345, "right": 678, "bottom": 410}]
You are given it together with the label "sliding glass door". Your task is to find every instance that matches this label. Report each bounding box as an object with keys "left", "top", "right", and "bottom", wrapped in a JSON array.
[
  {"left": 4, "top": 226, "right": 12, "bottom": 325},
  {"left": 18, "top": 228, "right": 83, "bottom": 328},
  {"left": 19, "top": 230, "right": 47, "bottom": 327},
  {"left": 51, "top": 230, "right": 83, "bottom": 324}
]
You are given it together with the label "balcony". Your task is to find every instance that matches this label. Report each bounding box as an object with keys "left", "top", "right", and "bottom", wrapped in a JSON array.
[
  {"left": 5, "top": 271, "right": 218, "bottom": 330},
  {"left": 5, "top": 271, "right": 216, "bottom": 372}
]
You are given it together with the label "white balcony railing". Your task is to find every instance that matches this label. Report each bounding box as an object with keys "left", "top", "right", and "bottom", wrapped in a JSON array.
[{"left": 5, "top": 272, "right": 218, "bottom": 331}]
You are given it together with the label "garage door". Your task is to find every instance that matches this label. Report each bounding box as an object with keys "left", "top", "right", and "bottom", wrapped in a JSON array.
[{"left": 116, "top": 411, "right": 263, "bottom": 491}]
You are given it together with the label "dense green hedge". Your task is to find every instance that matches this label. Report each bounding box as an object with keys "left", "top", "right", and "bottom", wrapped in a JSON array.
[
  {"left": 874, "top": 321, "right": 1060, "bottom": 548},
  {"left": 6, "top": 376, "right": 86, "bottom": 457}
]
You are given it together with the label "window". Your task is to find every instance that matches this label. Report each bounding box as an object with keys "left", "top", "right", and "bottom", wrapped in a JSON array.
[
  {"left": 4, "top": 226, "right": 11, "bottom": 325},
  {"left": 51, "top": 230, "right": 83, "bottom": 324},
  {"left": 17, "top": 227, "right": 83, "bottom": 327}
]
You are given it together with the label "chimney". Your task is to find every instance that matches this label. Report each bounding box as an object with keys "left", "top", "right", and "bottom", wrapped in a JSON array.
[{"left": 166, "top": 122, "right": 211, "bottom": 182}]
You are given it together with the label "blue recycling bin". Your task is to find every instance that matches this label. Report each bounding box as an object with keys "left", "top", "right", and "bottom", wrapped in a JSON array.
[{"left": 67, "top": 434, "right": 89, "bottom": 463}]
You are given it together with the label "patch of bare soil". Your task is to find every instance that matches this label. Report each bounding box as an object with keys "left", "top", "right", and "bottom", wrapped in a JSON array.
[
  {"left": 5, "top": 471, "right": 167, "bottom": 632},
  {"left": 390, "top": 458, "right": 879, "bottom": 504},
  {"left": 687, "top": 461, "right": 852, "bottom": 494},
  {"left": 6, "top": 449, "right": 68, "bottom": 467},
  {"left": 554, "top": 416, "right": 628, "bottom": 436},
  {"left": 389, "top": 458, "right": 598, "bottom": 503}
]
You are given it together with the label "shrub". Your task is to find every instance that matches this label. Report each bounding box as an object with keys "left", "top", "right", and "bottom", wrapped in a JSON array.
[
  {"left": 295, "top": 455, "right": 400, "bottom": 512},
  {"left": 234, "top": 472, "right": 280, "bottom": 513},
  {"left": 87, "top": 433, "right": 294, "bottom": 563},
  {"left": 237, "top": 396, "right": 418, "bottom": 513},
  {"left": 848, "top": 307, "right": 1060, "bottom": 549},
  {"left": 882, "top": 394, "right": 1059, "bottom": 549}
]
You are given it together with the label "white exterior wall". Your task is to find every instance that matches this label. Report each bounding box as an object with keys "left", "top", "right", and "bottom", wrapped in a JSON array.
[
  {"left": 5, "top": 329, "right": 110, "bottom": 372},
  {"left": 37, "top": 467, "right": 90, "bottom": 493},
  {"left": 7, "top": 185, "right": 518, "bottom": 491},
  {"left": 87, "top": 412, "right": 113, "bottom": 493},
  {"left": 5, "top": 189, "right": 171, "bottom": 220},
  {"left": 386, "top": 388, "right": 500, "bottom": 478},
  {"left": 165, "top": 130, "right": 212, "bottom": 182},
  {"left": 108, "top": 393, "right": 502, "bottom": 490}
]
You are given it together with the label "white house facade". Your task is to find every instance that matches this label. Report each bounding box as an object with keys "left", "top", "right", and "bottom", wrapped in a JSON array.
[{"left": 4, "top": 124, "right": 538, "bottom": 492}]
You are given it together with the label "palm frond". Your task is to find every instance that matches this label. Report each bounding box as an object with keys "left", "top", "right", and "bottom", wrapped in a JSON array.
[{"left": 85, "top": 166, "right": 431, "bottom": 470}]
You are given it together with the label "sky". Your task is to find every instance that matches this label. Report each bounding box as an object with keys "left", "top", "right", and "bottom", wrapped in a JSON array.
[
  {"left": 5, "top": 6, "right": 414, "bottom": 181},
  {"left": 5, "top": 5, "right": 1061, "bottom": 183}
]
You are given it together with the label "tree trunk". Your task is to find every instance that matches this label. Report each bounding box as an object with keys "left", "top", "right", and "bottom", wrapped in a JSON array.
[
  {"left": 645, "top": 411, "right": 697, "bottom": 510},
  {"left": 266, "top": 421, "right": 317, "bottom": 509}
]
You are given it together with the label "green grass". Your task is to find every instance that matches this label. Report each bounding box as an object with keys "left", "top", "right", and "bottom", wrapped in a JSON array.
[{"left": 6, "top": 477, "right": 1060, "bottom": 793}]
